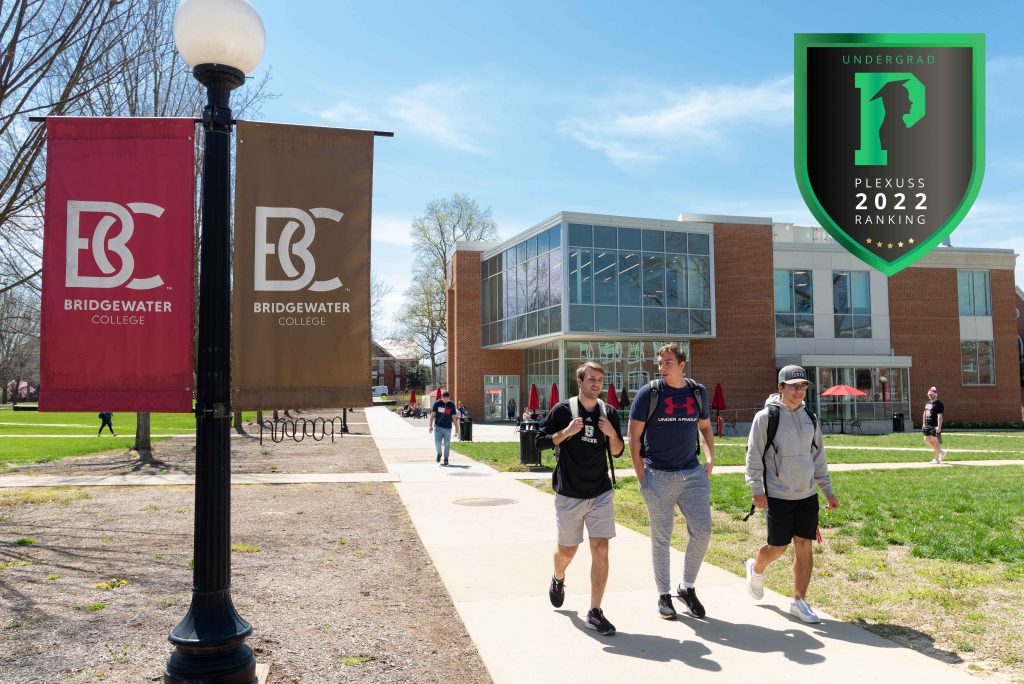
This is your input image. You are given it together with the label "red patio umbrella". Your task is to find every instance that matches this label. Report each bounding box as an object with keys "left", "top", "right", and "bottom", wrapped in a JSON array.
[
  {"left": 711, "top": 383, "right": 727, "bottom": 435},
  {"left": 549, "top": 382, "right": 559, "bottom": 408},
  {"left": 819, "top": 384, "right": 866, "bottom": 433},
  {"left": 435, "top": 387, "right": 443, "bottom": 401},
  {"left": 619, "top": 385, "right": 629, "bottom": 409},
  {"left": 409, "top": 389, "right": 416, "bottom": 405},
  {"left": 527, "top": 383, "right": 540, "bottom": 413},
  {"left": 606, "top": 383, "right": 620, "bottom": 409}
]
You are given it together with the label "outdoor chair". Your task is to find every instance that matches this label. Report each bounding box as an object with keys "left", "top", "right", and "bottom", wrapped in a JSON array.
[
  {"left": 850, "top": 419, "right": 864, "bottom": 435},
  {"left": 723, "top": 419, "right": 737, "bottom": 436}
]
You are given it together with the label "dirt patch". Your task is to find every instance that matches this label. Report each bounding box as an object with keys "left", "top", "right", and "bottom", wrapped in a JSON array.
[{"left": 0, "top": 413, "right": 491, "bottom": 683}]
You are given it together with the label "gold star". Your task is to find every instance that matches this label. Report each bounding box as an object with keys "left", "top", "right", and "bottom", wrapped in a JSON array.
[
  {"left": 865, "top": 237, "right": 873, "bottom": 245},
  {"left": 908, "top": 237, "right": 915, "bottom": 244},
  {"left": 898, "top": 241, "right": 904, "bottom": 248},
  {"left": 887, "top": 243, "right": 894, "bottom": 249}
]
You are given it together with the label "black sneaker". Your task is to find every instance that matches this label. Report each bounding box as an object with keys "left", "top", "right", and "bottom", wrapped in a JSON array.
[
  {"left": 677, "top": 586, "right": 706, "bottom": 618},
  {"left": 658, "top": 593, "right": 677, "bottom": 619},
  {"left": 436, "top": 453, "right": 442, "bottom": 463},
  {"left": 548, "top": 576, "right": 565, "bottom": 608},
  {"left": 586, "top": 608, "right": 616, "bottom": 635}
]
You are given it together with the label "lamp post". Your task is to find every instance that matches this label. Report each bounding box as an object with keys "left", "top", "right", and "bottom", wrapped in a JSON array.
[{"left": 166, "top": 1, "right": 264, "bottom": 682}]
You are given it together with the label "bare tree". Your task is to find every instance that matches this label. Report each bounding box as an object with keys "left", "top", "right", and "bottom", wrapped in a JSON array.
[
  {"left": 398, "top": 277, "right": 447, "bottom": 386},
  {"left": 370, "top": 275, "right": 392, "bottom": 338},
  {"left": 0, "top": 285, "right": 39, "bottom": 403}
]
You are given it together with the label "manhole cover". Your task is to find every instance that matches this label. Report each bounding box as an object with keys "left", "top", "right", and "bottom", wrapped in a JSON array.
[
  {"left": 449, "top": 472, "right": 489, "bottom": 477},
  {"left": 452, "top": 497, "right": 517, "bottom": 506}
]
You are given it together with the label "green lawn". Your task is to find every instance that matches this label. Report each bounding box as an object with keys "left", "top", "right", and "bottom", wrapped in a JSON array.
[
  {"left": 452, "top": 431, "right": 1024, "bottom": 472},
  {"left": 0, "top": 409, "right": 257, "bottom": 467}
]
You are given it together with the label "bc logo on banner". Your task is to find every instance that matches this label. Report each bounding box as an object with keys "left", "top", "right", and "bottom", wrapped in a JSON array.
[
  {"left": 65, "top": 200, "right": 165, "bottom": 290},
  {"left": 794, "top": 33, "right": 985, "bottom": 275},
  {"left": 253, "top": 206, "right": 344, "bottom": 292}
]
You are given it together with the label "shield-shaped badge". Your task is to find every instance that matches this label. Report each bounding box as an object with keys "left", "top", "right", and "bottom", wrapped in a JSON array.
[{"left": 795, "top": 34, "right": 985, "bottom": 275}]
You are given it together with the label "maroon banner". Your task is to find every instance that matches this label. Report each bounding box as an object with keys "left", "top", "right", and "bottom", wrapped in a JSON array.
[{"left": 40, "top": 117, "right": 195, "bottom": 412}]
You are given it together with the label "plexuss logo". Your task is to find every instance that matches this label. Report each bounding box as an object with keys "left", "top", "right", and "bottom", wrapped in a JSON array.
[
  {"left": 65, "top": 200, "right": 165, "bottom": 290},
  {"left": 254, "top": 206, "right": 343, "bottom": 292},
  {"left": 795, "top": 33, "right": 984, "bottom": 275}
]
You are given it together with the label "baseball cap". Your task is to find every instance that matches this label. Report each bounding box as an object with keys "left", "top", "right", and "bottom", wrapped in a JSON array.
[
  {"left": 778, "top": 365, "right": 811, "bottom": 385},
  {"left": 927, "top": 386, "right": 938, "bottom": 394}
]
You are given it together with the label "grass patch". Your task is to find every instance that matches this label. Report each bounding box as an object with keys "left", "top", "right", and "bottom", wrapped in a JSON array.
[
  {"left": 338, "top": 655, "right": 374, "bottom": 667},
  {"left": 84, "top": 603, "right": 106, "bottom": 613},
  {"left": 0, "top": 560, "right": 35, "bottom": 570},
  {"left": 230, "top": 543, "right": 260, "bottom": 553},
  {"left": 14, "top": 537, "right": 35, "bottom": 546},
  {"left": 0, "top": 487, "right": 91, "bottom": 507},
  {"left": 47, "top": 573, "right": 60, "bottom": 580}
]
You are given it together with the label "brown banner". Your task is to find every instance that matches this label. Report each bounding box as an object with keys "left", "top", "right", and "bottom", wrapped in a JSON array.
[{"left": 232, "top": 122, "right": 372, "bottom": 409}]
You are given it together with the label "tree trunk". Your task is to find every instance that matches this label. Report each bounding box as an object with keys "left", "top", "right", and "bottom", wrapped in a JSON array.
[
  {"left": 256, "top": 409, "right": 263, "bottom": 425},
  {"left": 272, "top": 409, "right": 279, "bottom": 421},
  {"left": 134, "top": 412, "right": 153, "bottom": 463},
  {"left": 232, "top": 411, "right": 246, "bottom": 435}
]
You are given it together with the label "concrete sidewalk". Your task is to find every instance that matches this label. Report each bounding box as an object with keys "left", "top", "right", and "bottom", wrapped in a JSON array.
[{"left": 366, "top": 406, "right": 975, "bottom": 683}]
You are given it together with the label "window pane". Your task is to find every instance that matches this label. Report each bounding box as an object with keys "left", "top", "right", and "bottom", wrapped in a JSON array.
[
  {"left": 528, "top": 311, "right": 538, "bottom": 338},
  {"left": 594, "top": 250, "right": 618, "bottom": 304},
  {"left": 978, "top": 340, "right": 995, "bottom": 384},
  {"left": 538, "top": 307, "right": 549, "bottom": 336},
  {"left": 961, "top": 341, "right": 979, "bottom": 384},
  {"left": 974, "top": 271, "right": 991, "bottom": 315},
  {"left": 618, "top": 251, "right": 641, "bottom": 305},
  {"left": 526, "top": 258, "right": 536, "bottom": 311},
  {"left": 665, "top": 231, "right": 687, "bottom": 254},
  {"left": 594, "top": 225, "right": 617, "bottom": 248},
  {"left": 853, "top": 315, "right": 872, "bottom": 338},
  {"left": 690, "top": 309, "right": 712, "bottom": 335},
  {"left": 550, "top": 305, "right": 561, "bottom": 333},
  {"left": 688, "top": 233, "right": 710, "bottom": 255},
  {"left": 568, "top": 248, "right": 593, "bottom": 304},
  {"left": 774, "top": 270, "right": 793, "bottom": 313},
  {"left": 644, "top": 307, "right": 666, "bottom": 333},
  {"left": 504, "top": 318, "right": 514, "bottom": 342},
  {"left": 642, "top": 229, "right": 665, "bottom": 252},
  {"left": 595, "top": 305, "right": 618, "bottom": 332},
  {"left": 568, "top": 223, "right": 592, "bottom": 247},
  {"left": 548, "top": 224, "right": 561, "bottom": 250},
  {"left": 643, "top": 254, "right": 665, "bottom": 307},
  {"left": 794, "top": 270, "right": 813, "bottom": 313},
  {"left": 618, "top": 227, "right": 641, "bottom": 250},
  {"left": 620, "top": 306, "right": 642, "bottom": 332},
  {"left": 833, "top": 272, "right": 850, "bottom": 314},
  {"left": 957, "top": 270, "right": 973, "bottom": 315},
  {"left": 667, "top": 308, "right": 689, "bottom": 334},
  {"left": 516, "top": 242, "right": 527, "bottom": 265},
  {"left": 687, "top": 256, "right": 711, "bottom": 308},
  {"left": 852, "top": 271, "right": 871, "bottom": 314},
  {"left": 549, "top": 248, "right": 562, "bottom": 306},
  {"left": 667, "top": 255, "right": 686, "bottom": 307},
  {"left": 776, "top": 314, "right": 795, "bottom": 338},
  {"left": 570, "top": 304, "right": 594, "bottom": 332},
  {"left": 835, "top": 314, "right": 853, "bottom": 338},
  {"left": 536, "top": 230, "right": 548, "bottom": 254},
  {"left": 535, "top": 254, "right": 549, "bottom": 308},
  {"left": 517, "top": 263, "right": 528, "bottom": 314},
  {"left": 527, "top": 236, "right": 537, "bottom": 260},
  {"left": 517, "top": 314, "right": 527, "bottom": 340},
  {"left": 795, "top": 314, "right": 815, "bottom": 338},
  {"left": 505, "top": 267, "right": 517, "bottom": 317}
]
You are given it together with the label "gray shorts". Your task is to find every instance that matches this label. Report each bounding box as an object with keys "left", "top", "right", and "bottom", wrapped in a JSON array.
[{"left": 554, "top": 489, "right": 616, "bottom": 546}]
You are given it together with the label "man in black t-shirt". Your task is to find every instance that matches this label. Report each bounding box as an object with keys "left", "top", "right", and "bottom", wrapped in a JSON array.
[
  {"left": 537, "top": 362, "right": 624, "bottom": 636},
  {"left": 428, "top": 390, "right": 459, "bottom": 465},
  {"left": 922, "top": 386, "right": 946, "bottom": 464}
]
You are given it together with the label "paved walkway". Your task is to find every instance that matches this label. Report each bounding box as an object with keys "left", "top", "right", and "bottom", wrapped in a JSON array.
[{"left": 367, "top": 406, "right": 979, "bottom": 683}]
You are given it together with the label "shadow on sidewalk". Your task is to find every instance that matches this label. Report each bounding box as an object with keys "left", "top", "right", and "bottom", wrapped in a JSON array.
[
  {"left": 559, "top": 610, "right": 721, "bottom": 671},
  {"left": 673, "top": 614, "right": 825, "bottom": 664}
]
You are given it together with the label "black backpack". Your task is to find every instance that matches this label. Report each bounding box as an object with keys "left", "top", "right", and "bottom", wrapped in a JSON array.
[
  {"left": 640, "top": 378, "right": 704, "bottom": 458},
  {"left": 743, "top": 402, "right": 818, "bottom": 521}
]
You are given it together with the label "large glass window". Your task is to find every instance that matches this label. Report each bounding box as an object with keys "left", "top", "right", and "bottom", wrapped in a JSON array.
[
  {"left": 961, "top": 340, "right": 995, "bottom": 385},
  {"left": 594, "top": 250, "right": 617, "bottom": 304},
  {"left": 833, "top": 271, "right": 872, "bottom": 338},
  {"left": 618, "top": 251, "right": 641, "bottom": 306},
  {"left": 568, "top": 248, "right": 593, "bottom": 304},
  {"left": 957, "top": 270, "right": 991, "bottom": 316},
  {"left": 643, "top": 254, "right": 665, "bottom": 307},
  {"left": 550, "top": 248, "right": 562, "bottom": 306},
  {"left": 774, "top": 269, "right": 814, "bottom": 338}
]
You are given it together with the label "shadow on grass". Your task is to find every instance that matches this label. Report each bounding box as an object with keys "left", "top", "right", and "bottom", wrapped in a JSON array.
[{"left": 558, "top": 609, "right": 721, "bottom": 670}]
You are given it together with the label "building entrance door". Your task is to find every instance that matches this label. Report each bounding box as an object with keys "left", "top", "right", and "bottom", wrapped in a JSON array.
[{"left": 484, "top": 386, "right": 506, "bottom": 422}]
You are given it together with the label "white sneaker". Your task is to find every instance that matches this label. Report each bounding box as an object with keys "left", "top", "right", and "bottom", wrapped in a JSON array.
[
  {"left": 790, "top": 599, "right": 820, "bottom": 623},
  {"left": 929, "top": 458, "right": 939, "bottom": 464},
  {"left": 939, "top": 450, "right": 947, "bottom": 462},
  {"left": 745, "top": 559, "right": 764, "bottom": 599}
]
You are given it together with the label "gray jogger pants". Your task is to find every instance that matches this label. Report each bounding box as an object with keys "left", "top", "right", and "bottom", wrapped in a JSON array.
[{"left": 639, "top": 464, "right": 713, "bottom": 594}]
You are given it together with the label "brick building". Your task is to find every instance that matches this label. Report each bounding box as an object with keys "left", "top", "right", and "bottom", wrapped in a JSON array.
[
  {"left": 446, "top": 212, "right": 1019, "bottom": 430},
  {"left": 371, "top": 339, "right": 419, "bottom": 393}
]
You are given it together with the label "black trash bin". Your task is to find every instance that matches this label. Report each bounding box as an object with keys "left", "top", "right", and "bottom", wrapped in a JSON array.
[
  {"left": 460, "top": 419, "right": 473, "bottom": 442},
  {"left": 519, "top": 420, "right": 541, "bottom": 465},
  {"left": 892, "top": 412, "right": 905, "bottom": 433}
]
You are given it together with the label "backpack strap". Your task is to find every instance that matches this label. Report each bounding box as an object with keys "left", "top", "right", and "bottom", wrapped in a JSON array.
[
  {"left": 744, "top": 402, "right": 819, "bottom": 521},
  {"left": 638, "top": 379, "right": 661, "bottom": 457},
  {"left": 569, "top": 396, "right": 580, "bottom": 419},
  {"left": 596, "top": 398, "right": 616, "bottom": 485},
  {"left": 684, "top": 378, "right": 704, "bottom": 457}
]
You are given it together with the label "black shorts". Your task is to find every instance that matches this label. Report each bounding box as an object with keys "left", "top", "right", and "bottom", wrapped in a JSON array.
[
  {"left": 922, "top": 426, "right": 942, "bottom": 442},
  {"left": 766, "top": 494, "right": 819, "bottom": 546}
]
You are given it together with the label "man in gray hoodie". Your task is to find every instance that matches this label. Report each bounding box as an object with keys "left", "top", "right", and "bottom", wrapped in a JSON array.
[{"left": 744, "top": 365, "right": 839, "bottom": 624}]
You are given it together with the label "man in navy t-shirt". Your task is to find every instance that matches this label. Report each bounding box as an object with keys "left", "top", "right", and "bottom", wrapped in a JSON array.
[
  {"left": 628, "top": 343, "right": 715, "bottom": 620},
  {"left": 429, "top": 390, "right": 459, "bottom": 465}
]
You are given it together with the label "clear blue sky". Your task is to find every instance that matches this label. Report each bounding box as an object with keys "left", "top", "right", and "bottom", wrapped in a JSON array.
[{"left": 252, "top": 0, "right": 1024, "bottom": 330}]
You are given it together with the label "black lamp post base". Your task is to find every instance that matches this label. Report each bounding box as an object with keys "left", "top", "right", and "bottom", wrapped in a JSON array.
[
  {"left": 164, "top": 645, "right": 256, "bottom": 684},
  {"left": 165, "top": 589, "right": 255, "bottom": 683}
]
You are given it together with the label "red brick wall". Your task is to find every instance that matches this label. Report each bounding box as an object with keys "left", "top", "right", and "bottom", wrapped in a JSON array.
[
  {"left": 691, "top": 222, "right": 777, "bottom": 419},
  {"left": 889, "top": 267, "right": 1020, "bottom": 424},
  {"left": 448, "top": 251, "right": 523, "bottom": 420}
]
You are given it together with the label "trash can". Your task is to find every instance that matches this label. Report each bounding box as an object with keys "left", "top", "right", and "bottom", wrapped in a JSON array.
[
  {"left": 518, "top": 420, "right": 541, "bottom": 465},
  {"left": 892, "top": 412, "right": 905, "bottom": 433},
  {"left": 460, "top": 419, "right": 473, "bottom": 441}
]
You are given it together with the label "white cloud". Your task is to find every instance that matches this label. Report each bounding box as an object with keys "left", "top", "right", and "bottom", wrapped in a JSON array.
[
  {"left": 559, "top": 75, "right": 793, "bottom": 167},
  {"left": 317, "top": 81, "right": 490, "bottom": 154},
  {"left": 372, "top": 214, "right": 412, "bottom": 246}
]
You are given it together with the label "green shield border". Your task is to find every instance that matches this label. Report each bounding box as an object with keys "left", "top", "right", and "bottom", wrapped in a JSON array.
[{"left": 794, "top": 33, "right": 985, "bottom": 276}]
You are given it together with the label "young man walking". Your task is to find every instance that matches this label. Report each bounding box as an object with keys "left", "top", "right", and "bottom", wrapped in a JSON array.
[
  {"left": 628, "top": 344, "right": 714, "bottom": 620},
  {"left": 537, "top": 362, "right": 624, "bottom": 636},
  {"left": 428, "top": 390, "right": 459, "bottom": 465},
  {"left": 922, "top": 386, "right": 946, "bottom": 464},
  {"left": 744, "top": 365, "right": 839, "bottom": 624}
]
